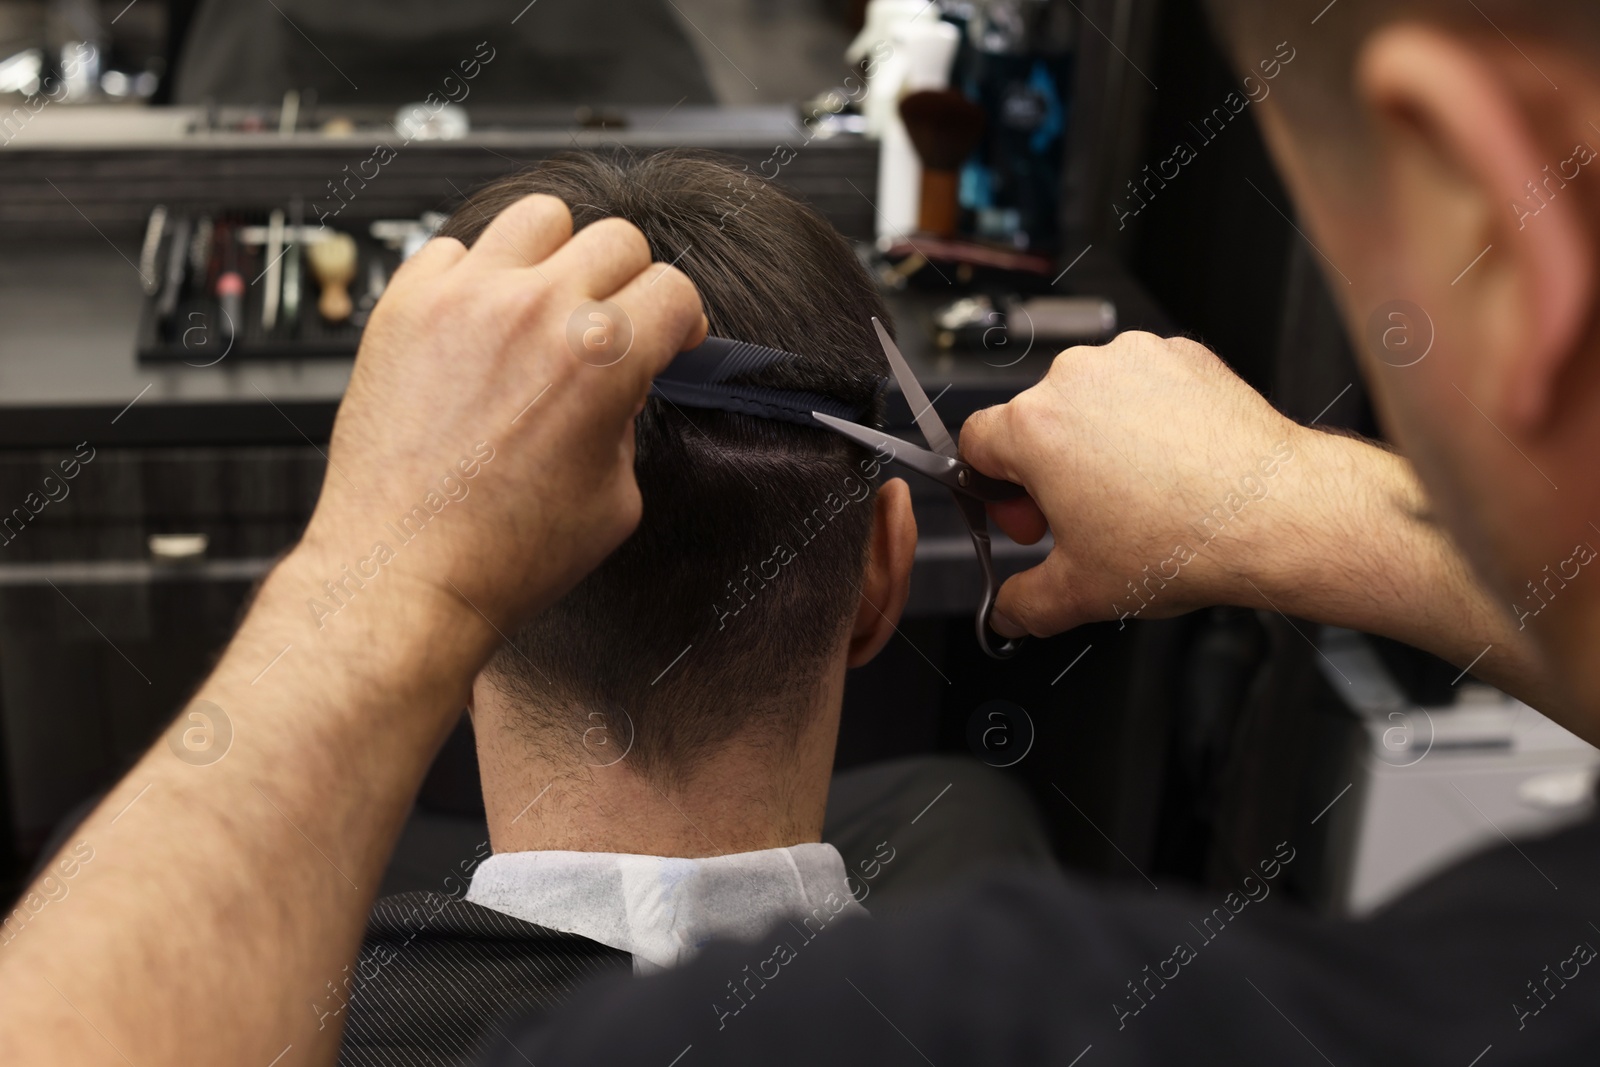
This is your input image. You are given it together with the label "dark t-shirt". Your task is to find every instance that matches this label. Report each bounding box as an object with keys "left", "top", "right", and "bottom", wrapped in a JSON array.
[{"left": 478, "top": 815, "right": 1600, "bottom": 1065}]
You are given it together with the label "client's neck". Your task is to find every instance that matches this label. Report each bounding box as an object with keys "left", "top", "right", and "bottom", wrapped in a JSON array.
[{"left": 470, "top": 670, "right": 845, "bottom": 858}]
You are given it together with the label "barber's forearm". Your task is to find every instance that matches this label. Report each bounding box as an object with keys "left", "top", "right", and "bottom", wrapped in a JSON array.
[
  {"left": 1243, "top": 427, "right": 1557, "bottom": 714},
  {"left": 0, "top": 197, "right": 709, "bottom": 1064},
  {"left": 0, "top": 545, "right": 494, "bottom": 1066}
]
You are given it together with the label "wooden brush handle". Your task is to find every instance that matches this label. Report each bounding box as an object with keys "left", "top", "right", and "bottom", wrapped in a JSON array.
[
  {"left": 319, "top": 281, "right": 353, "bottom": 322},
  {"left": 308, "top": 233, "right": 358, "bottom": 323},
  {"left": 918, "top": 169, "right": 960, "bottom": 238}
]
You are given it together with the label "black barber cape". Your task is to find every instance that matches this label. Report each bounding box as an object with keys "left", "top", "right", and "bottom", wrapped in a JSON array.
[
  {"left": 477, "top": 815, "right": 1600, "bottom": 1066},
  {"left": 335, "top": 892, "right": 629, "bottom": 1067}
]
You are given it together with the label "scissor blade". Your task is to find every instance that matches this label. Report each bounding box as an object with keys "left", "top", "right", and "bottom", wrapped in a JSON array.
[
  {"left": 873, "top": 317, "right": 957, "bottom": 459},
  {"left": 811, "top": 411, "right": 963, "bottom": 488}
]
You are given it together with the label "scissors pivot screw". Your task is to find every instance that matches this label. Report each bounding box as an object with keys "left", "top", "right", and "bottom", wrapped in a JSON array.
[{"left": 957, "top": 469, "right": 970, "bottom": 488}]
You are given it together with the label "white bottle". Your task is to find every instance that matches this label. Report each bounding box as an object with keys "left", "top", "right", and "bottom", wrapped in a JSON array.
[{"left": 873, "top": 18, "right": 960, "bottom": 241}]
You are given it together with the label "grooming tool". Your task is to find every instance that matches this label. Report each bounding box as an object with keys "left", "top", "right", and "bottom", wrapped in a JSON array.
[
  {"left": 1009, "top": 295, "right": 1117, "bottom": 342},
  {"left": 651, "top": 323, "right": 1026, "bottom": 657},
  {"left": 281, "top": 239, "right": 303, "bottom": 333},
  {"left": 394, "top": 101, "right": 469, "bottom": 141},
  {"left": 279, "top": 89, "right": 300, "bottom": 136},
  {"left": 138, "top": 205, "right": 167, "bottom": 295},
  {"left": 216, "top": 222, "right": 242, "bottom": 347},
  {"left": 306, "top": 231, "right": 358, "bottom": 323},
  {"left": 238, "top": 224, "right": 330, "bottom": 245},
  {"left": 811, "top": 317, "right": 1028, "bottom": 659},
  {"left": 652, "top": 337, "right": 873, "bottom": 426},
  {"left": 350, "top": 256, "right": 387, "bottom": 328},
  {"left": 880, "top": 236, "right": 1053, "bottom": 275},
  {"left": 262, "top": 208, "right": 285, "bottom": 332},
  {"left": 188, "top": 215, "right": 214, "bottom": 293},
  {"left": 370, "top": 214, "right": 446, "bottom": 259},
  {"left": 156, "top": 214, "right": 192, "bottom": 328},
  {"left": 282, "top": 198, "right": 305, "bottom": 334},
  {"left": 931, "top": 293, "right": 1117, "bottom": 350},
  {"left": 899, "top": 90, "right": 986, "bottom": 237}
]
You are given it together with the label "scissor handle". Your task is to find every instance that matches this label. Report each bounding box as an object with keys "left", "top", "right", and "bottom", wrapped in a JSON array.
[
  {"left": 958, "top": 495, "right": 1024, "bottom": 660},
  {"left": 954, "top": 462, "right": 1030, "bottom": 503}
]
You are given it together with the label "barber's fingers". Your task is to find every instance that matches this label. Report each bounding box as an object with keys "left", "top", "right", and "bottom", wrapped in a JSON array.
[
  {"left": 580, "top": 261, "right": 709, "bottom": 409},
  {"left": 391, "top": 234, "right": 467, "bottom": 285},
  {"left": 464, "top": 194, "right": 575, "bottom": 272},
  {"left": 990, "top": 552, "right": 1078, "bottom": 639},
  {"left": 540, "top": 217, "right": 656, "bottom": 299},
  {"left": 987, "top": 496, "right": 1049, "bottom": 545}
]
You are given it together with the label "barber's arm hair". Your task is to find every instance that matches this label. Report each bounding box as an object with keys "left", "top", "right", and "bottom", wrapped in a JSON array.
[{"left": 1259, "top": 426, "right": 1564, "bottom": 715}]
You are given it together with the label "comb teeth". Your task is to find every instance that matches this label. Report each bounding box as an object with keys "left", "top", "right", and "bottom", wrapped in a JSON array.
[
  {"left": 653, "top": 336, "right": 882, "bottom": 430},
  {"left": 651, "top": 380, "right": 866, "bottom": 426},
  {"left": 659, "top": 337, "right": 798, "bottom": 386},
  {"left": 705, "top": 339, "right": 796, "bottom": 381}
]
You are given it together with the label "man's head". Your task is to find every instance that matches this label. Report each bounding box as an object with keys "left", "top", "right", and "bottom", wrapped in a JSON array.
[
  {"left": 1206, "top": 1, "right": 1600, "bottom": 716},
  {"left": 442, "top": 153, "right": 915, "bottom": 803}
]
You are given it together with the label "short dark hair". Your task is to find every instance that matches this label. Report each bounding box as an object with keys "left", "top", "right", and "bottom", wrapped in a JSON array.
[{"left": 439, "top": 152, "right": 890, "bottom": 786}]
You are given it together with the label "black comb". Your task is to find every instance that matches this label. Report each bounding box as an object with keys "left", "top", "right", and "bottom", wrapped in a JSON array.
[{"left": 650, "top": 337, "right": 875, "bottom": 426}]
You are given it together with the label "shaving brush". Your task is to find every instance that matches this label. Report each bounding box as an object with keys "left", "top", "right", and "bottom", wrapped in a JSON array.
[
  {"left": 306, "top": 232, "right": 359, "bottom": 323},
  {"left": 898, "top": 90, "right": 986, "bottom": 238}
]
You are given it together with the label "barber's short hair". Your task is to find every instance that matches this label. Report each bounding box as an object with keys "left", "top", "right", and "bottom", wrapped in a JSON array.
[{"left": 440, "top": 152, "right": 889, "bottom": 786}]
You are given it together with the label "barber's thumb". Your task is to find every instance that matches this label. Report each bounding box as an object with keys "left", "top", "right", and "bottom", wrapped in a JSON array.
[
  {"left": 627, "top": 311, "right": 710, "bottom": 418},
  {"left": 958, "top": 405, "right": 1021, "bottom": 483},
  {"left": 989, "top": 557, "right": 1072, "bottom": 639}
]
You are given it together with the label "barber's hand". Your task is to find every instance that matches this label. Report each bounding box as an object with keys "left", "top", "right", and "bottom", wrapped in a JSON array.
[
  {"left": 961, "top": 332, "right": 1307, "bottom": 638},
  {"left": 298, "top": 195, "right": 707, "bottom": 636}
]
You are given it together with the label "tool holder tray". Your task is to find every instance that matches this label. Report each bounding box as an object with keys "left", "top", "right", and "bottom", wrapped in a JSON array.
[{"left": 135, "top": 212, "right": 392, "bottom": 363}]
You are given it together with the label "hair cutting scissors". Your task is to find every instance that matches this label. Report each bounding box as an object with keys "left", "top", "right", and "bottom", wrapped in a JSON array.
[{"left": 812, "top": 318, "right": 1029, "bottom": 660}]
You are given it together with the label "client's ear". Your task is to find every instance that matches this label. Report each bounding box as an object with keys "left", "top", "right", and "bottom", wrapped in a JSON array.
[{"left": 847, "top": 477, "right": 917, "bottom": 667}]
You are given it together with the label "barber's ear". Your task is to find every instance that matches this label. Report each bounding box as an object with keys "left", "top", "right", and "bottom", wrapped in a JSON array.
[
  {"left": 847, "top": 477, "right": 916, "bottom": 667},
  {"left": 1357, "top": 24, "right": 1594, "bottom": 430}
]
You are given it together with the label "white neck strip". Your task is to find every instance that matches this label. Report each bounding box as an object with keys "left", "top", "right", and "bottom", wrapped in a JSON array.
[{"left": 465, "top": 842, "right": 867, "bottom": 974}]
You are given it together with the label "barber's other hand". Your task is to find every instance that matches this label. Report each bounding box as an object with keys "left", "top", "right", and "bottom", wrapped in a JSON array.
[
  {"left": 961, "top": 332, "right": 1307, "bottom": 638},
  {"left": 298, "top": 195, "right": 707, "bottom": 639}
]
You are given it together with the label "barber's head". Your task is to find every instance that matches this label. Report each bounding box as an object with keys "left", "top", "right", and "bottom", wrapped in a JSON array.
[
  {"left": 1208, "top": 1, "right": 1600, "bottom": 702},
  {"left": 442, "top": 152, "right": 915, "bottom": 791}
]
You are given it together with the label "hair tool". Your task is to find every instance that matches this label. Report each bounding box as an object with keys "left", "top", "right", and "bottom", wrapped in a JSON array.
[
  {"left": 898, "top": 90, "right": 986, "bottom": 237},
  {"left": 138, "top": 205, "right": 167, "bottom": 297},
  {"left": 215, "top": 219, "right": 243, "bottom": 348},
  {"left": 653, "top": 322, "right": 1029, "bottom": 660},
  {"left": 156, "top": 212, "right": 192, "bottom": 335},
  {"left": 650, "top": 337, "right": 872, "bottom": 425},
  {"left": 306, "top": 230, "right": 359, "bottom": 323},
  {"left": 350, "top": 256, "right": 388, "bottom": 328},
  {"left": 282, "top": 198, "right": 305, "bottom": 333},
  {"left": 188, "top": 215, "right": 214, "bottom": 294},
  {"left": 262, "top": 208, "right": 285, "bottom": 333}
]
